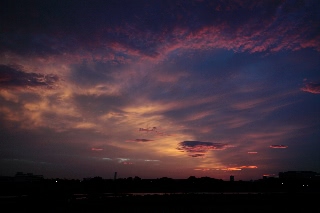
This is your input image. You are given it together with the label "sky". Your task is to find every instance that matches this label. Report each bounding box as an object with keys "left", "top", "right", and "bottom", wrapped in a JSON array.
[{"left": 0, "top": 0, "right": 320, "bottom": 181}]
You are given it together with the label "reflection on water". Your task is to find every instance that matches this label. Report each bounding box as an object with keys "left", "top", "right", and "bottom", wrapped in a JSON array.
[
  {"left": 0, "top": 191, "right": 284, "bottom": 201},
  {"left": 70, "top": 192, "right": 267, "bottom": 200},
  {"left": 123, "top": 192, "right": 263, "bottom": 196}
]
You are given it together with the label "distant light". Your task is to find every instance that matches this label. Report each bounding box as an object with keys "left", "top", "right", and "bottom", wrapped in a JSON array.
[
  {"left": 281, "top": 183, "right": 284, "bottom": 184},
  {"left": 56, "top": 180, "right": 58, "bottom": 183}
]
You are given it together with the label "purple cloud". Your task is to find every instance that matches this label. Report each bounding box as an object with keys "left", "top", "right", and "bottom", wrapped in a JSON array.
[{"left": 177, "top": 141, "right": 233, "bottom": 157}]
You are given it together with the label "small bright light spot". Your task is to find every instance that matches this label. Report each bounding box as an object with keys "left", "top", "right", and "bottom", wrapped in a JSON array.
[
  {"left": 56, "top": 180, "right": 58, "bottom": 183},
  {"left": 303, "top": 185, "right": 304, "bottom": 186},
  {"left": 281, "top": 183, "right": 283, "bottom": 184}
]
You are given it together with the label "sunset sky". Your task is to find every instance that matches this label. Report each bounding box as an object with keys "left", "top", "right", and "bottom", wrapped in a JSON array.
[{"left": 1, "top": 0, "right": 319, "bottom": 181}]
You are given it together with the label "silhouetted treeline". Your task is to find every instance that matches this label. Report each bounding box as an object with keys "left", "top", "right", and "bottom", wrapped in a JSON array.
[{"left": 1, "top": 173, "right": 320, "bottom": 196}]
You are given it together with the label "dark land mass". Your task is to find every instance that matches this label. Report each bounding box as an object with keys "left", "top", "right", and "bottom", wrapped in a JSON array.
[{"left": 1, "top": 173, "right": 319, "bottom": 213}]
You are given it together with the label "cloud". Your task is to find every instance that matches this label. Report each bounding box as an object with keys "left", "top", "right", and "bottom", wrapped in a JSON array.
[
  {"left": 126, "top": 139, "right": 154, "bottom": 143},
  {"left": 177, "top": 141, "right": 233, "bottom": 157},
  {"left": 221, "top": 165, "right": 258, "bottom": 171},
  {"left": 1, "top": 0, "right": 319, "bottom": 63},
  {"left": 0, "top": 0, "right": 319, "bottom": 180},
  {"left": 190, "top": 153, "right": 205, "bottom": 158},
  {"left": 0, "top": 64, "right": 59, "bottom": 89},
  {"left": 195, "top": 165, "right": 258, "bottom": 171},
  {"left": 144, "top": 159, "right": 160, "bottom": 162},
  {"left": 91, "top": 148, "right": 103, "bottom": 151},
  {"left": 301, "top": 82, "right": 320, "bottom": 94},
  {"left": 194, "top": 168, "right": 210, "bottom": 171},
  {"left": 116, "top": 158, "right": 131, "bottom": 163},
  {"left": 102, "top": 158, "right": 112, "bottom": 161},
  {"left": 269, "top": 145, "right": 288, "bottom": 149}
]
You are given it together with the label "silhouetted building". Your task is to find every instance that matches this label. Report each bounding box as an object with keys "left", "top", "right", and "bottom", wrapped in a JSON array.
[
  {"left": 114, "top": 172, "right": 117, "bottom": 180},
  {"left": 230, "top": 176, "right": 234, "bottom": 182}
]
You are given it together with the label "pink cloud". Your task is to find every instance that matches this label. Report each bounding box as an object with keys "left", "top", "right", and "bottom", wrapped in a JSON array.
[
  {"left": 91, "top": 148, "right": 103, "bottom": 151},
  {"left": 301, "top": 82, "right": 320, "bottom": 94}
]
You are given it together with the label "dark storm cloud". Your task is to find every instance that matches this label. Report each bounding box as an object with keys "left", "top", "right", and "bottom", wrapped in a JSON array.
[
  {"left": 0, "top": 64, "right": 59, "bottom": 89},
  {"left": 177, "top": 141, "right": 232, "bottom": 157},
  {"left": 1, "top": 0, "right": 319, "bottom": 58},
  {"left": 301, "top": 82, "right": 320, "bottom": 94}
]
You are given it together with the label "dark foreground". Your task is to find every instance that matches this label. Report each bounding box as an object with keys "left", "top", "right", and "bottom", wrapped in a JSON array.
[
  {"left": 1, "top": 192, "right": 319, "bottom": 213},
  {"left": 1, "top": 175, "right": 319, "bottom": 212}
]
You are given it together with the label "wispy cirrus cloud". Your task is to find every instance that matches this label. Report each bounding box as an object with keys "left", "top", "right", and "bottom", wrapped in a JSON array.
[{"left": 1, "top": 0, "right": 319, "bottom": 64}]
